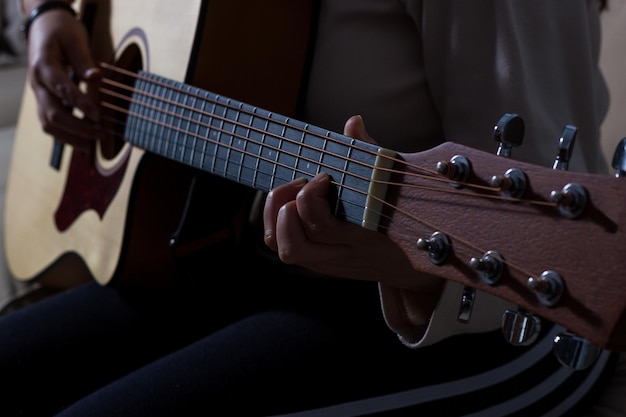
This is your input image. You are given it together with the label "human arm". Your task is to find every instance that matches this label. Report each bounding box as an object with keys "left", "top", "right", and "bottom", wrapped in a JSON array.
[
  {"left": 20, "top": 0, "right": 102, "bottom": 150},
  {"left": 263, "top": 115, "right": 446, "bottom": 336},
  {"left": 263, "top": 0, "right": 609, "bottom": 348}
]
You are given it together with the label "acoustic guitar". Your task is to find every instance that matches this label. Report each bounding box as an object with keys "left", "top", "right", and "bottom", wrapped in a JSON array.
[
  {"left": 5, "top": 0, "right": 314, "bottom": 288},
  {"left": 4, "top": 0, "right": 626, "bottom": 361}
]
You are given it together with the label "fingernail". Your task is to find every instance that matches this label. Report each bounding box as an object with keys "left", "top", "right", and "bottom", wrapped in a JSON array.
[
  {"left": 85, "top": 67, "right": 102, "bottom": 80},
  {"left": 293, "top": 177, "right": 308, "bottom": 187},
  {"left": 313, "top": 172, "right": 329, "bottom": 182}
]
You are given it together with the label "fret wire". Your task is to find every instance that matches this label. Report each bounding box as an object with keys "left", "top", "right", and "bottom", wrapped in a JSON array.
[
  {"left": 224, "top": 98, "right": 239, "bottom": 178},
  {"left": 209, "top": 95, "right": 224, "bottom": 175},
  {"left": 217, "top": 97, "right": 229, "bottom": 176},
  {"left": 322, "top": 130, "right": 341, "bottom": 216},
  {"left": 158, "top": 84, "right": 168, "bottom": 157},
  {"left": 338, "top": 133, "right": 353, "bottom": 217},
  {"left": 161, "top": 83, "right": 174, "bottom": 156},
  {"left": 176, "top": 85, "right": 187, "bottom": 163},
  {"left": 162, "top": 84, "right": 171, "bottom": 158},
  {"left": 222, "top": 97, "right": 233, "bottom": 176},
  {"left": 127, "top": 78, "right": 142, "bottom": 149},
  {"left": 272, "top": 116, "right": 288, "bottom": 190},
  {"left": 159, "top": 81, "right": 171, "bottom": 157},
  {"left": 173, "top": 82, "right": 184, "bottom": 160},
  {"left": 299, "top": 123, "right": 321, "bottom": 178},
  {"left": 196, "top": 89, "right": 207, "bottom": 165},
  {"left": 272, "top": 115, "right": 283, "bottom": 186},
  {"left": 147, "top": 81, "right": 158, "bottom": 154},
  {"left": 133, "top": 78, "right": 144, "bottom": 148},
  {"left": 222, "top": 98, "right": 236, "bottom": 179},
  {"left": 251, "top": 107, "right": 264, "bottom": 190},
  {"left": 180, "top": 84, "right": 195, "bottom": 164},
  {"left": 319, "top": 131, "right": 328, "bottom": 174},
  {"left": 239, "top": 106, "right": 258, "bottom": 187},
  {"left": 139, "top": 78, "right": 151, "bottom": 150},
  {"left": 233, "top": 101, "right": 245, "bottom": 183},
  {"left": 132, "top": 79, "right": 142, "bottom": 148},
  {"left": 150, "top": 80, "right": 165, "bottom": 156},
  {"left": 189, "top": 89, "right": 204, "bottom": 169},
  {"left": 173, "top": 85, "right": 185, "bottom": 161},
  {"left": 165, "top": 82, "right": 177, "bottom": 159},
  {"left": 194, "top": 96, "right": 205, "bottom": 169},
  {"left": 266, "top": 117, "right": 282, "bottom": 190},
  {"left": 254, "top": 111, "right": 274, "bottom": 191},
  {"left": 298, "top": 124, "right": 308, "bottom": 178},
  {"left": 209, "top": 93, "right": 220, "bottom": 163},
  {"left": 199, "top": 91, "right": 212, "bottom": 172},
  {"left": 342, "top": 135, "right": 354, "bottom": 192},
  {"left": 265, "top": 112, "right": 279, "bottom": 190}
]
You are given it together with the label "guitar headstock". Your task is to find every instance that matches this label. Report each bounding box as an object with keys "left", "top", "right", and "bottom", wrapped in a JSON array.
[{"left": 385, "top": 114, "right": 626, "bottom": 354}]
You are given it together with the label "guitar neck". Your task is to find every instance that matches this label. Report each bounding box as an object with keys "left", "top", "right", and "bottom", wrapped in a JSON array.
[
  {"left": 116, "top": 70, "right": 626, "bottom": 352},
  {"left": 123, "top": 71, "right": 395, "bottom": 230}
]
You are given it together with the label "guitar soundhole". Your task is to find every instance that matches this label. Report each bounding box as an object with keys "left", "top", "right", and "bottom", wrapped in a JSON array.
[{"left": 100, "top": 44, "right": 143, "bottom": 160}]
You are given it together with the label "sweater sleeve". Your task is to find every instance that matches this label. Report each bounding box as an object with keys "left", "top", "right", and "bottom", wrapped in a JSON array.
[
  {"left": 380, "top": 282, "right": 516, "bottom": 348},
  {"left": 408, "top": 0, "right": 608, "bottom": 174}
]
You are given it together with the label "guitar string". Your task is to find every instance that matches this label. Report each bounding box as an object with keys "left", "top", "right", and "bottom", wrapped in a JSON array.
[
  {"left": 98, "top": 63, "right": 557, "bottom": 208},
  {"left": 92, "top": 62, "right": 561, "bottom": 284},
  {"left": 99, "top": 63, "right": 558, "bottom": 207},
  {"left": 95, "top": 64, "right": 555, "bottom": 285},
  {"left": 98, "top": 86, "right": 542, "bottom": 271}
]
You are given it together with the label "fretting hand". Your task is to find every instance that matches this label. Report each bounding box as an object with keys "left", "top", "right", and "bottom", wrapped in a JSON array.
[{"left": 263, "top": 115, "right": 445, "bottom": 312}]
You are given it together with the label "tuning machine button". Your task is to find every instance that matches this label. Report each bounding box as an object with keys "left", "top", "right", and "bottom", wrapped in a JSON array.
[
  {"left": 553, "top": 332, "right": 601, "bottom": 370},
  {"left": 553, "top": 125, "right": 577, "bottom": 170},
  {"left": 436, "top": 155, "right": 472, "bottom": 187},
  {"left": 494, "top": 113, "right": 524, "bottom": 158},
  {"left": 527, "top": 270, "right": 564, "bottom": 307},
  {"left": 490, "top": 168, "right": 528, "bottom": 198},
  {"left": 612, "top": 137, "right": 626, "bottom": 177},
  {"left": 502, "top": 309, "right": 541, "bottom": 346},
  {"left": 468, "top": 250, "right": 504, "bottom": 285},
  {"left": 417, "top": 232, "right": 451, "bottom": 265},
  {"left": 549, "top": 183, "right": 587, "bottom": 219}
]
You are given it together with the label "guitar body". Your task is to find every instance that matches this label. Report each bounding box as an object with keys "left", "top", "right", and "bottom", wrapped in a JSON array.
[{"left": 3, "top": 0, "right": 314, "bottom": 287}]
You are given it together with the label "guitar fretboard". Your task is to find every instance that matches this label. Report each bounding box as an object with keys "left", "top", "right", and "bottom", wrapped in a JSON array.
[{"left": 124, "top": 71, "right": 394, "bottom": 229}]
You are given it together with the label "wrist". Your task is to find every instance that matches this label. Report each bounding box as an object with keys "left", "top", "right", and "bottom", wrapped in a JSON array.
[
  {"left": 20, "top": 0, "right": 77, "bottom": 39},
  {"left": 20, "top": 0, "right": 73, "bottom": 16}
]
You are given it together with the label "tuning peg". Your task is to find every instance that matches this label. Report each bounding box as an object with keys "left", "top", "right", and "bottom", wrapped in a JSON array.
[
  {"left": 416, "top": 231, "right": 451, "bottom": 265},
  {"left": 490, "top": 168, "right": 528, "bottom": 198},
  {"left": 549, "top": 183, "right": 587, "bottom": 219},
  {"left": 527, "top": 270, "right": 564, "bottom": 307},
  {"left": 493, "top": 113, "right": 524, "bottom": 158},
  {"left": 468, "top": 250, "right": 504, "bottom": 285},
  {"left": 436, "top": 155, "right": 472, "bottom": 187},
  {"left": 553, "top": 332, "right": 601, "bottom": 370},
  {"left": 502, "top": 309, "right": 541, "bottom": 346},
  {"left": 552, "top": 125, "right": 577, "bottom": 170},
  {"left": 612, "top": 137, "right": 626, "bottom": 177}
]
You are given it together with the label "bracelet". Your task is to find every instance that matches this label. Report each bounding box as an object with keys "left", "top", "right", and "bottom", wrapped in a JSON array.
[{"left": 20, "top": 1, "right": 77, "bottom": 39}]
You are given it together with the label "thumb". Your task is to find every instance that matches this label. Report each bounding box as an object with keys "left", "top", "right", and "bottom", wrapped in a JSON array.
[{"left": 343, "top": 115, "right": 377, "bottom": 144}]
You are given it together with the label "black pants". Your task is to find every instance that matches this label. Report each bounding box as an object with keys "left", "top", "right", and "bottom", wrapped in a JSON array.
[
  {"left": 0, "top": 255, "right": 615, "bottom": 417},
  {"left": 0, "top": 255, "right": 431, "bottom": 417}
]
